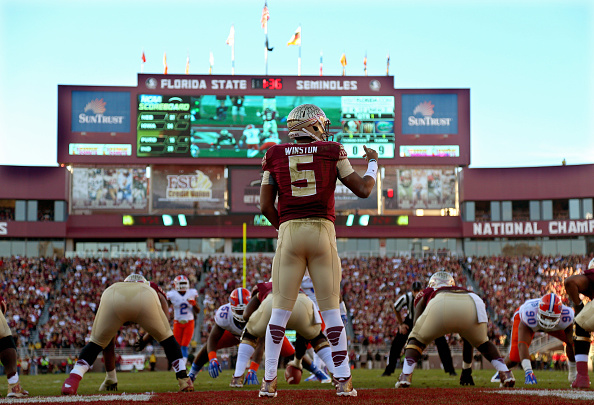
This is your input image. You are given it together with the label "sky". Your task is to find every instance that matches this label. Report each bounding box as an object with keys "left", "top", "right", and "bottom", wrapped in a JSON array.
[{"left": 0, "top": 0, "right": 592, "bottom": 168}]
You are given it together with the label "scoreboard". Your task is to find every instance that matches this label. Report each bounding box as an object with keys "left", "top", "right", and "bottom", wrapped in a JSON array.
[{"left": 57, "top": 75, "right": 470, "bottom": 166}]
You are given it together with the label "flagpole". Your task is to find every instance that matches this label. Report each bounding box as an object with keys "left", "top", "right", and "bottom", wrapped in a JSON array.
[
  {"left": 298, "top": 24, "right": 302, "bottom": 76},
  {"left": 265, "top": 25, "right": 268, "bottom": 75},
  {"left": 319, "top": 50, "right": 323, "bottom": 76},
  {"left": 232, "top": 39, "right": 235, "bottom": 75}
]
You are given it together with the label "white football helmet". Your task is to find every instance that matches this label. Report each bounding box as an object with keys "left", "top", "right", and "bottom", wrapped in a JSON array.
[
  {"left": 173, "top": 275, "right": 190, "bottom": 292},
  {"left": 428, "top": 271, "right": 455, "bottom": 289},
  {"left": 124, "top": 273, "right": 148, "bottom": 284},
  {"left": 287, "top": 104, "right": 331, "bottom": 142},
  {"left": 588, "top": 258, "right": 594, "bottom": 270}
]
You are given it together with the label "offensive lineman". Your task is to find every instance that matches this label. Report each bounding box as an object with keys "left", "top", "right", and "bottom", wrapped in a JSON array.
[
  {"left": 259, "top": 103, "right": 378, "bottom": 397},
  {"left": 0, "top": 296, "right": 28, "bottom": 397},
  {"left": 564, "top": 257, "right": 594, "bottom": 388},
  {"left": 167, "top": 275, "right": 200, "bottom": 360},
  {"left": 61, "top": 274, "right": 193, "bottom": 395},
  {"left": 231, "top": 281, "right": 332, "bottom": 387},
  {"left": 490, "top": 293, "right": 575, "bottom": 385},
  {"left": 395, "top": 271, "right": 515, "bottom": 389}
]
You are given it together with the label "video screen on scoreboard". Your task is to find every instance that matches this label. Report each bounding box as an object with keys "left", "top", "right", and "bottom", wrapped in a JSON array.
[{"left": 136, "top": 95, "right": 394, "bottom": 159}]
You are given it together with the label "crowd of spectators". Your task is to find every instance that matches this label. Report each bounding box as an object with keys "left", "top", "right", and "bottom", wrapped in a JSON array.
[
  {"left": 0, "top": 257, "right": 59, "bottom": 348},
  {"left": 0, "top": 254, "right": 591, "bottom": 352}
]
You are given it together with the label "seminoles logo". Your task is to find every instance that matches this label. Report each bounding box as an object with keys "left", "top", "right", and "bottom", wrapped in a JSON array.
[
  {"left": 413, "top": 101, "right": 434, "bottom": 117},
  {"left": 84, "top": 98, "right": 107, "bottom": 114}
]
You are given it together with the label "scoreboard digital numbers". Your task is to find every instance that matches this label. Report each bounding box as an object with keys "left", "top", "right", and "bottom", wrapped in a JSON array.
[
  {"left": 251, "top": 78, "right": 283, "bottom": 90},
  {"left": 337, "top": 96, "right": 395, "bottom": 158},
  {"left": 137, "top": 95, "right": 191, "bottom": 157}
]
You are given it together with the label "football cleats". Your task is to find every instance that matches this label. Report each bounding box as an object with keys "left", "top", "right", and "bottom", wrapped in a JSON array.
[
  {"left": 287, "top": 104, "right": 331, "bottom": 142},
  {"left": 537, "top": 293, "right": 562, "bottom": 329},
  {"left": 173, "top": 275, "right": 190, "bottom": 292},
  {"left": 124, "top": 273, "right": 148, "bottom": 284},
  {"left": 427, "top": 271, "right": 455, "bottom": 289},
  {"left": 229, "top": 288, "right": 251, "bottom": 322}
]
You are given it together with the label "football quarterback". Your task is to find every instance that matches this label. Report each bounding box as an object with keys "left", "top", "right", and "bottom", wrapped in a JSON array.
[{"left": 167, "top": 275, "right": 200, "bottom": 360}]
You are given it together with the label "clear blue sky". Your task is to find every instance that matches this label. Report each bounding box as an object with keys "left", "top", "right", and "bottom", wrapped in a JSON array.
[{"left": 0, "top": 0, "right": 592, "bottom": 168}]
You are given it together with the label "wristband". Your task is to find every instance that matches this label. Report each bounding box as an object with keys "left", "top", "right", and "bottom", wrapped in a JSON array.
[
  {"left": 364, "top": 160, "right": 378, "bottom": 181},
  {"left": 208, "top": 351, "right": 217, "bottom": 361},
  {"left": 521, "top": 359, "right": 532, "bottom": 372},
  {"left": 250, "top": 361, "right": 260, "bottom": 371}
]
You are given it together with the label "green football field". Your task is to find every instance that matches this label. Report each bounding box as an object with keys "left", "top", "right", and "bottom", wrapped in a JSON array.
[{"left": 11, "top": 368, "right": 579, "bottom": 397}]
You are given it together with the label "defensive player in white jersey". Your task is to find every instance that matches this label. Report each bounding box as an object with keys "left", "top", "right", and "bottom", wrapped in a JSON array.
[
  {"left": 189, "top": 288, "right": 253, "bottom": 381},
  {"left": 167, "top": 275, "right": 200, "bottom": 360},
  {"left": 491, "top": 292, "right": 575, "bottom": 385}
]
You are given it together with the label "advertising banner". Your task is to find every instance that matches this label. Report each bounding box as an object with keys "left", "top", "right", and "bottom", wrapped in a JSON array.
[
  {"left": 71, "top": 167, "right": 148, "bottom": 210},
  {"left": 229, "top": 167, "right": 263, "bottom": 213},
  {"left": 71, "top": 91, "right": 131, "bottom": 133},
  {"left": 384, "top": 167, "right": 456, "bottom": 210},
  {"left": 401, "top": 93, "right": 458, "bottom": 135},
  {"left": 120, "top": 355, "right": 145, "bottom": 371},
  {"left": 152, "top": 165, "right": 225, "bottom": 211}
]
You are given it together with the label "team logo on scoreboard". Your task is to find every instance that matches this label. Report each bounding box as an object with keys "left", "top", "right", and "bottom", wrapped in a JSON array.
[
  {"left": 145, "top": 77, "right": 158, "bottom": 89},
  {"left": 369, "top": 80, "right": 381, "bottom": 92},
  {"left": 71, "top": 91, "right": 131, "bottom": 133},
  {"left": 401, "top": 93, "right": 458, "bottom": 135}
]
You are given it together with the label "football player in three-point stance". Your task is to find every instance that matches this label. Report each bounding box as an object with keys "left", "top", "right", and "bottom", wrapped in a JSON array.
[
  {"left": 61, "top": 274, "right": 193, "bottom": 395},
  {"left": 189, "top": 288, "right": 261, "bottom": 382},
  {"left": 395, "top": 271, "right": 515, "bottom": 389},
  {"left": 564, "top": 257, "right": 594, "bottom": 388},
  {"left": 490, "top": 292, "right": 575, "bottom": 385},
  {"left": 230, "top": 281, "right": 332, "bottom": 388},
  {"left": 259, "top": 103, "right": 379, "bottom": 397},
  {"left": 0, "top": 296, "right": 28, "bottom": 397},
  {"left": 167, "top": 275, "right": 200, "bottom": 360}
]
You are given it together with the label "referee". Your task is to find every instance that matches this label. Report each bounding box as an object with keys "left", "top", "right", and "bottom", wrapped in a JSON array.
[{"left": 382, "top": 281, "right": 456, "bottom": 376}]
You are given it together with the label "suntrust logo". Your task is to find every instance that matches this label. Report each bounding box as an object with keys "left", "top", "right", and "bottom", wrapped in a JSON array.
[
  {"left": 409, "top": 100, "right": 451, "bottom": 126},
  {"left": 71, "top": 91, "right": 130, "bottom": 133},
  {"left": 402, "top": 94, "right": 458, "bottom": 135},
  {"left": 84, "top": 98, "right": 107, "bottom": 114}
]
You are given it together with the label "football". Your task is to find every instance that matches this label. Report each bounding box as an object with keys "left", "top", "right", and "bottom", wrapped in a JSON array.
[{"left": 284, "top": 364, "right": 302, "bottom": 385}]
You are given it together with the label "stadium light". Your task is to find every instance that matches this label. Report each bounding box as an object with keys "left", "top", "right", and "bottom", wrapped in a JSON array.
[
  {"left": 178, "top": 214, "right": 187, "bottom": 226},
  {"left": 162, "top": 215, "right": 173, "bottom": 226},
  {"left": 358, "top": 215, "right": 370, "bottom": 226},
  {"left": 346, "top": 214, "right": 354, "bottom": 226}
]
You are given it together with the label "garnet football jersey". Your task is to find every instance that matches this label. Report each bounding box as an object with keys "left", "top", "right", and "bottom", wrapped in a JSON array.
[{"left": 261, "top": 141, "right": 354, "bottom": 224}]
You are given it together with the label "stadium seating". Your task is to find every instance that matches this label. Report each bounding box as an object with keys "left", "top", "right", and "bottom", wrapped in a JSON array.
[{"left": 0, "top": 254, "right": 590, "bottom": 351}]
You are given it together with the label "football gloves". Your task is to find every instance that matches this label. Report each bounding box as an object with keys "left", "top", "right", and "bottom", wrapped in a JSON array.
[
  {"left": 524, "top": 370, "right": 537, "bottom": 385},
  {"left": 459, "top": 368, "right": 474, "bottom": 386},
  {"left": 244, "top": 369, "right": 259, "bottom": 385},
  {"left": 133, "top": 334, "right": 148, "bottom": 352},
  {"left": 208, "top": 358, "right": 222, "bottom": 378}
]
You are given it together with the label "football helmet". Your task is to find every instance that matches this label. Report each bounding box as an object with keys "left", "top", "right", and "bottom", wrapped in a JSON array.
[
  {"left": 229, "top": 288, "right": 251, "bottom": 322},
  {"left": 588, "top": 258, "right": 594, "bottom": 270},
  {"left": 427, "top": 271, "right": 455, "bottom": 289},
  {"left": 173, "top": 275, "right": 190, "bottom": 292},
  {"left": 537, "top": 293, "right": 562, "bottom": 329},
  {"left": 124, "top": 273, "right": 148, "bottom": 284},
  {"left": 287, "top": 104, "right": 331, "bottom": 142}
]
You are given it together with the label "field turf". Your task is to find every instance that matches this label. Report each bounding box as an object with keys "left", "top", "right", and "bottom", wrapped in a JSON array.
[{"left": 5, "top": 368, "right": 594, "bottom": 404}]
